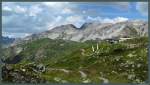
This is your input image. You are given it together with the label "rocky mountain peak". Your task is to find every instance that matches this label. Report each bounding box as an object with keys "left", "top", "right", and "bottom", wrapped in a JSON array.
[{"left": 12, "top": 20, "right": 148, "bottom": 45}]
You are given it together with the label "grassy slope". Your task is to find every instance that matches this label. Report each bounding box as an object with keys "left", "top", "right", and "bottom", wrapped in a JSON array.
[{"left": 3, "top": 37, "right": 148, "bottom": 83}]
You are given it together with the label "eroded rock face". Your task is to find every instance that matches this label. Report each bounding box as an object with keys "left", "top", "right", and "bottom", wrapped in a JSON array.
[{"left": 2, "top": 64, "right": 46, "bottom": 83}]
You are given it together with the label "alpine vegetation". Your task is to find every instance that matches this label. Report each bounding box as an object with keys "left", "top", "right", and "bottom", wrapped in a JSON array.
[
  {"left": 2, "top": 2, "right": 148, "bottom": 84},
  {"left": 2, "top": 22, "right": 148, "bottom": 83}
]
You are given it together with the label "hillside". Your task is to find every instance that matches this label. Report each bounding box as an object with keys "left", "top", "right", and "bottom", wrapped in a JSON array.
[
  {"left": 1, "top": 20, "right": 148, "bottom": 83},
  {"left": 2, "top": 37, "right": 148, "bottom": 83}
]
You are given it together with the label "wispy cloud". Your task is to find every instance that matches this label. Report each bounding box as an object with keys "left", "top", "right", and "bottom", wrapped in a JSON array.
[{"left": 2, "top": 2, "right": 148, "bottom": 38}]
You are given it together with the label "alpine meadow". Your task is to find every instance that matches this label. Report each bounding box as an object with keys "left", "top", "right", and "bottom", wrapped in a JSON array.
[{"left": 1, "top": 2, "right": 148, "bottom": 84}]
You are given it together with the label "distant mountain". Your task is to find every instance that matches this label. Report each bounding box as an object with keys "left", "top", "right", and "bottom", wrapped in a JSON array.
[
  {"left": 14, "top": 20, "right": 147, "bottom": 45},
  {"left": 3, "top": 20, "right": 148, "bottom": 62},
  {"left": 2, "top": 36, "right": 15, "bottom": 48}
]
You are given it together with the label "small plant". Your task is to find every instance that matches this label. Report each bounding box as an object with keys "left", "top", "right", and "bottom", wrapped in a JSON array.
[{"left": 88, "top": 43, "right": 101, "bottom": 57}]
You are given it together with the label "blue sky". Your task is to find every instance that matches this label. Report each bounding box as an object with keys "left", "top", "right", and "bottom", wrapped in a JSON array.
[{"left": 2, "top": 2, "right": 148, "bottom": 38}]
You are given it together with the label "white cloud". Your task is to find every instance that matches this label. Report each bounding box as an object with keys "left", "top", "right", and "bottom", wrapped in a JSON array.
[
  {"left": 136, "top": 2, "right": 148, "bottom": 16},
  {"left": 103, "top": 17, "right": 128, "bottom": 24},
  {"left": 87, "top": 16, "right": 102, "bottom": 21},
  {"left": 86, "top": 16, "right": 128, "bottom": 24},
  {"left": 2, "top": 2, "right": 144, "bottom": 38},
  {"left": 2, "top": 32, "right": 31, "bottom": 38},
  {"left": 14, "top": 5, "right": 27, "bottom": 13},
  {"left": 62, "top": 7, "right": 73, "bottom": 14},
  {"left": 47, "top": 16, "right": 63, "bottom": 29},
  {"left": 55, "top": 16, "right": 63, "bottom": 22},
  {"left": 28, "top": 5, "right": 42, "bottom": 16},
  {"left": 3, "top": 6, "right": 12, "bottom": 11},
  {"left": 65, "top": 16, "right": 85, "bottom": 28},
  {"left": 2, "top": 4, "right": 27, "bottom": 14},
  {"left": 42, "top": 2, "right": 69, "bottom": 9},
  {"left": 42, "top": 2, "right": 75, "bottom": 15}
]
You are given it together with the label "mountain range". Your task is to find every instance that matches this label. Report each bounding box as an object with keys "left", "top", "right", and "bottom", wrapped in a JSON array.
[
  {"left": 2, "top": 20, "right": 148, "bottom": 83},
  {"left": 13, "top": 20, "right": 148, "bottom": 45}
]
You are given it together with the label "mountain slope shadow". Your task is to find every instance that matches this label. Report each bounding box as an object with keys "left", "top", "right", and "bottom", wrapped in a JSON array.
[{"left": 1, "top": 55, "right": 23, "bottom": 64}]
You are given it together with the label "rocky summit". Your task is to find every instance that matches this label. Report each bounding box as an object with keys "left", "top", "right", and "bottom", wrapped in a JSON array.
[{"left": 13, "top": 20, "right": 148, "bottom": 45}]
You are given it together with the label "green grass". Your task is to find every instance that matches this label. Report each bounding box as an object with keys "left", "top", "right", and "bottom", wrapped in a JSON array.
[{"left": 2, "top": 37, "right": 148, "bottom": 83}]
